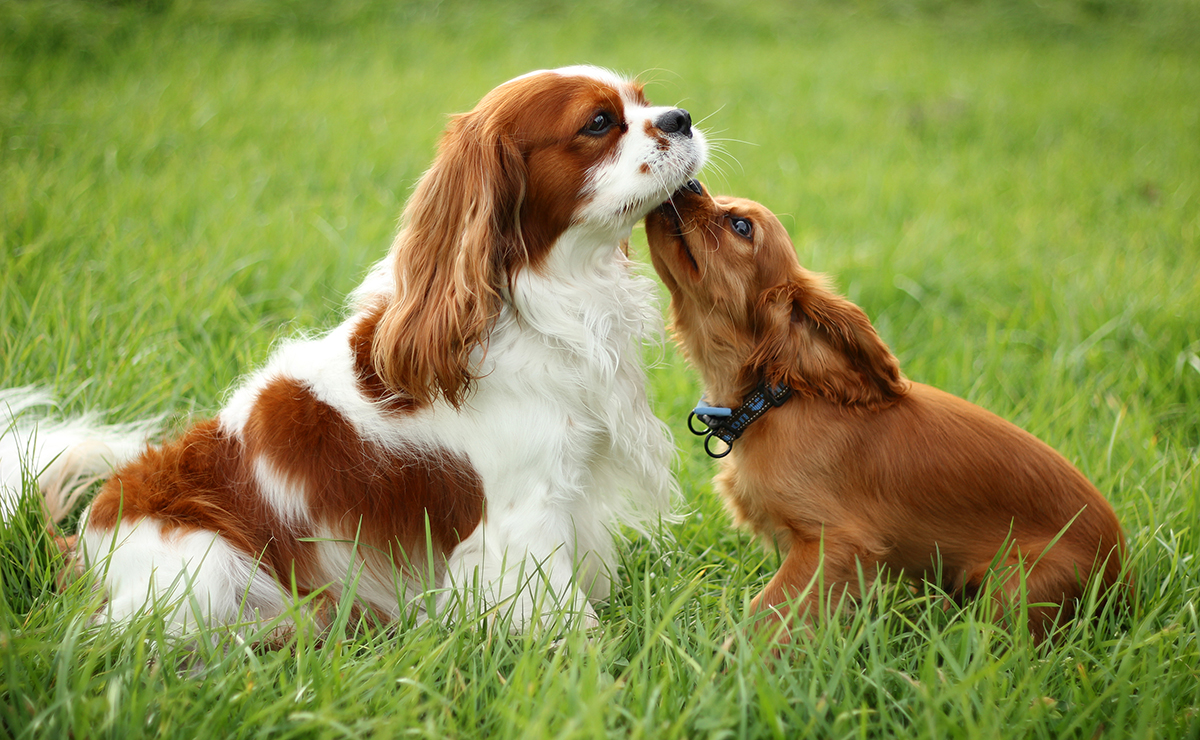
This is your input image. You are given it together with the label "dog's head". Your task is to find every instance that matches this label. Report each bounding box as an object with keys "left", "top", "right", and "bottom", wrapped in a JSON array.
[
  {"left": 372, "top": 66, "right": 708, "bottom": 407},
  {"left": 645, "top": 182, "right": 906, "bottom": 407}
]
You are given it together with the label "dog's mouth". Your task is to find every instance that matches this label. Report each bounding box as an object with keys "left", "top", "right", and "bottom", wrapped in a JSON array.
[{"left": 660, "top": 178, "right": 703, "bottom": 213}]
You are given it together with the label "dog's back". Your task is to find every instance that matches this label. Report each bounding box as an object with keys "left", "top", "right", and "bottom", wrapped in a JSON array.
[{"left": 859, "top": 384, "right": 1121, "bottom": 585}]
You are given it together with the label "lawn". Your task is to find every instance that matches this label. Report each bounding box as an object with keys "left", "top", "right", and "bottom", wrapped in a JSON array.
[{"left": 1, "top": 1, "right": 1198, "bottom": 737}]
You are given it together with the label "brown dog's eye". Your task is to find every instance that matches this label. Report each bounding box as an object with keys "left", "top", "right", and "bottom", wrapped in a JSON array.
[
  {"left": 581, "top": 111, "right": 616, "bottom": 136},
  {"left": 729, "top": 217, "right": 753, "bottom": 239}
]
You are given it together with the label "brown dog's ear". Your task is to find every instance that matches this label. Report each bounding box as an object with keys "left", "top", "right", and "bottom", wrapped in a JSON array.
[
  {"left": 371, "top": 112, "right": 527, "bottom": 408},
  {"left": 745, "top": 273, "right": 907, "bottom": 407}
]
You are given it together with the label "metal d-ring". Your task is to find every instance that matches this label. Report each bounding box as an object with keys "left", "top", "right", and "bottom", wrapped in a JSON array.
[
  {"left": 687, "top": 410, "right": 711, "bottom": 437},
  {"left": 703, "top": 433, "right": 732, "bottom": 459}
]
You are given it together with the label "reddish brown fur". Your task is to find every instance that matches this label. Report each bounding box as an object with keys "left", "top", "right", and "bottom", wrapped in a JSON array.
[
  {"left": 645, "top": 184, "right": 1126, "bottom": 642},
  {"left": 370, "top": 73, "right": 640, "bottom": 407},
  {"left": 350, "top": 305, "right": 419, "bottom": 414},
  {"left": 244, "top": 377, "right": 483, "bottom": 568},
  {"left": 88, "top": 377, "right": 483, "bottom": 597},
  {"left": 88, "top": 419, "right": 320, "bottom": 589}
]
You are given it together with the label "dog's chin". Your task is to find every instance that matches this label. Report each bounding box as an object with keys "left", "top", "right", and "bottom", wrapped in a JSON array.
[
  {"left": 652, "top": 200, "right": 683, "bottom": 236},
  {"left": 655, "top": 181, "right": 699, "bottom": 236},
  {"left": 648, "top": 208, "right": 699, "bottom": 277}
]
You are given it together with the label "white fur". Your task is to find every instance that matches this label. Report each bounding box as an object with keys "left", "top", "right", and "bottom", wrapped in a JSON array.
[
  {"left": 1, "top": 387, "right": 157, "bottom": 520},
  {"left": 253, "top": 456, "right": 311, "bottom": 528},
  {"left": 2, "top": 66, "right": 705, "bottom": 634},
  {"left": 78, "top": 516, "right": 290, "bottom": 632}
]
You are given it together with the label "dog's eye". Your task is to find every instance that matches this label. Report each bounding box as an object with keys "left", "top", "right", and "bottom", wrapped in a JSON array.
[
  {"left": 581, "top": 111, "right": 616, "bottom": 136},
  {"left": 729, "top": 217, "right": 753, "bottom": 239}
]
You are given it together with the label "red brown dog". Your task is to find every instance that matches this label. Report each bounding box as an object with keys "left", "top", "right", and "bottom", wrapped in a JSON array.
[{"left": 645, "top": 181, "right": 1126, "bottom": 641}]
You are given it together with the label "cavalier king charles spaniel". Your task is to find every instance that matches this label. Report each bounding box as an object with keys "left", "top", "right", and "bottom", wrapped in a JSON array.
[
  {"left": 0, "top": 66, "right": 707, "bottom": 633},
  {"left": 645, "top": 182, "right": 1125, "bottom": 642}
]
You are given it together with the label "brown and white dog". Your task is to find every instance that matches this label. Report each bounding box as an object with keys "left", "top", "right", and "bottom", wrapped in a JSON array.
[
  {"left": 0, "top": 66, "right": 707, "bottom": 633},
  {"left": 645, "top": 182, "right": 1125, "bottom": 641}
]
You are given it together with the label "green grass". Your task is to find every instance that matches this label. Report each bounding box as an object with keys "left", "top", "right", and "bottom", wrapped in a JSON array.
[{"left": 2, "top": 0, "right": 1199, "bottom": 737}]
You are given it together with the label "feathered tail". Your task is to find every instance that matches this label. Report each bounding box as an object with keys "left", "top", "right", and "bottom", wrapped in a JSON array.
[{"left": 0, "top": 387, "right": 160, "bottom": 522}]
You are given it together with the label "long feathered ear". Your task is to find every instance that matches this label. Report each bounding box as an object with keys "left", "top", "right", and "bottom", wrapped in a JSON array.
[
  {"left": 744, "top": 272, "right": 907, "bottom": 407},
  {"left": 371, "top": 111, "right": 527, "bottom": 408}
]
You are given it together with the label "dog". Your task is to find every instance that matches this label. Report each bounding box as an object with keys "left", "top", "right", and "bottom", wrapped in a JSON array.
[
  {"left": 0, "top": 66, "right": 707, "bottom": 633},
  {"left": 644, "top": 181, "right": 1125, "bottom": 642}
]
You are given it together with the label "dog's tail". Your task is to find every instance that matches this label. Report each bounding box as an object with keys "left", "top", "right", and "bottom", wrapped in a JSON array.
[{"left": 1, "top": 387, "right": 160, "bottom": 523}]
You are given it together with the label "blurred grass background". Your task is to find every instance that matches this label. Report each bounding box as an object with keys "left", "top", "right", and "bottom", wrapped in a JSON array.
[{"left": 2, "top": 1, "right": 1198, "bottom": 737}]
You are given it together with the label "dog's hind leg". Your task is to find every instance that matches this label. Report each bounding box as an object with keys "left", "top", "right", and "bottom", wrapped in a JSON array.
[
  {"left": 962, "top": 543, "right": 1092, "bottom": 643},
  {"left": 79, "top": 517, "right": 290, "bottom": 634}
]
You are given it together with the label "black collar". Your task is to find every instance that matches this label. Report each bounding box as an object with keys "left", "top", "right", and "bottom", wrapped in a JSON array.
[{"left": 687, "top": 382, "right": 792, "bottom": 458}]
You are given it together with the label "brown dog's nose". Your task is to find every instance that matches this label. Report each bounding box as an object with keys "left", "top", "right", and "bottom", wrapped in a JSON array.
[{"left": 655, "top": 108, "right": 692, "bottom": 137}]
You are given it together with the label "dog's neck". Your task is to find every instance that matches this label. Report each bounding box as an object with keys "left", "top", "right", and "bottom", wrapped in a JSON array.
[{"left": 669, "top": 321, "right": 758, "bottom": 410}]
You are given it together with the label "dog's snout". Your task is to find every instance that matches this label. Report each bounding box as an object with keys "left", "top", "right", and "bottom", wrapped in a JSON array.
[
  {"left": 684, "top": 179, "right": 703, "bottom": 195},
  {"left": 655, "top": 108, "right": 692, "bottom": 137}
]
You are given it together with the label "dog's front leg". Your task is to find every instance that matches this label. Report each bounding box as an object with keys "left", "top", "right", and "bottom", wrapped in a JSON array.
[
  {"left": 748, "top": 534, "right": 873, "bottom": 642},
  {"left": 436, "top": 511, "right": 602, "bottom": 633}
]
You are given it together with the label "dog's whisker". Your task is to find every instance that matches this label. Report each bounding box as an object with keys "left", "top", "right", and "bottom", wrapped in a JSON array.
[
  {"left": 692, "top": 105, "right": 727, "bottom": 128},
  {"left": 703, "top": 135, "right": 759, "bottom": 148}
]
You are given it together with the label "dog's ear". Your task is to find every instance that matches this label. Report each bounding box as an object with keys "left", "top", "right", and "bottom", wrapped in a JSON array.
[
  {"left": 371, "top": 112, "right": 527, "bottom": 408},
  {"left": 745, "top": 273, "right": 907, "bottom": 407}
]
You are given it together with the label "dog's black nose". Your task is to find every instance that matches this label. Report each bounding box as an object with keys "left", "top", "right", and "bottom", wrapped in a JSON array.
[
  {"left": 684, "top": 179, "right": 703, "bottom": 195},
  {"left": 655, "top": 108, "right": 692, "bottom": 137}
]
